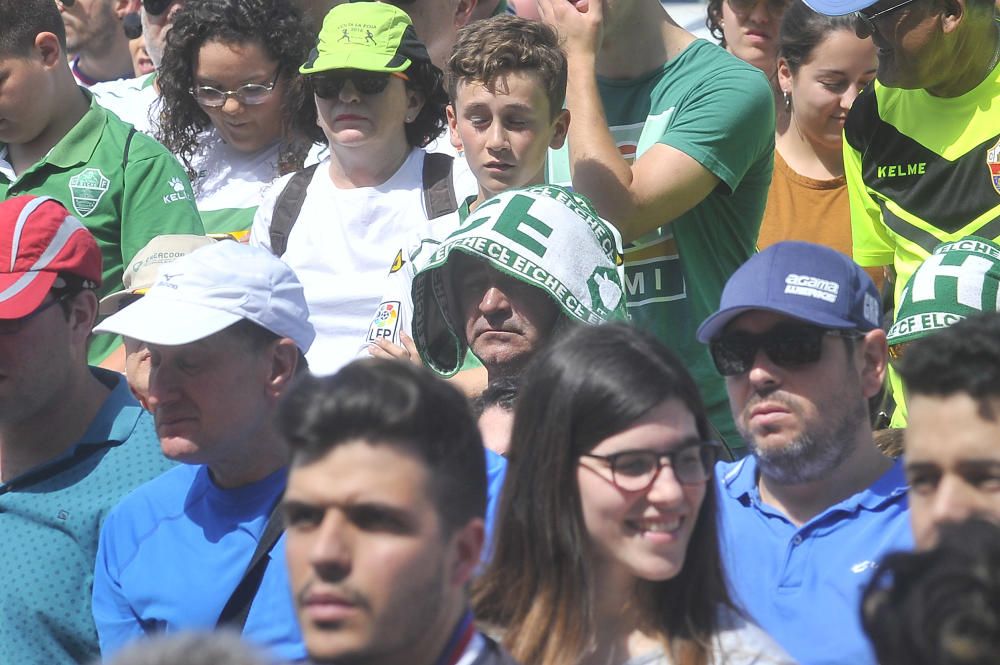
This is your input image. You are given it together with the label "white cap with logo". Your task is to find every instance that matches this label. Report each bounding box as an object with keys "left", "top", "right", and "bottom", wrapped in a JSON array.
[{"left": 95, "top": 241, "right": 315, "bottom": 352}]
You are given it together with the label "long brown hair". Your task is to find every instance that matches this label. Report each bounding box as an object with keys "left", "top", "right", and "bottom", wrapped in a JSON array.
[{"left": 473, "top": 323, "right": 736, "bottom": 665}]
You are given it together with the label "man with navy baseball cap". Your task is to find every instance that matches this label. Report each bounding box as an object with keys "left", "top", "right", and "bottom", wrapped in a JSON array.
[{"left": 697, "top": 241, "right": 912, "bottom": 665}]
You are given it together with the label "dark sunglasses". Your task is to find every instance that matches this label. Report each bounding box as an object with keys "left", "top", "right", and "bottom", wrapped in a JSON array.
[
  {"left": 709, "top": 323, "right": 863, "bottom": 376},
  {"left": 310, "top": 72, "right": 408, "bottom": 99},
  {"left": 726, "top": 0, "right": 792, "bottom": 14},
  {"left": 854, "top": 0, "right": 920, "bottom": 38},
  {"left": 580, "top": 440, "right": 721, "bottom": 491},
  {"left": 0, "top": 293, "right": 71, "bottom": 336}
]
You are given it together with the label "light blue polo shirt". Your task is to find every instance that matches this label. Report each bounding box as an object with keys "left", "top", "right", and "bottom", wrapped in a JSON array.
[
  {"left": 0, "top": 369, "right": 175, "bottom": 665},
  {"left": 715, "top": 456, "right": 913, "bottom": 665}
]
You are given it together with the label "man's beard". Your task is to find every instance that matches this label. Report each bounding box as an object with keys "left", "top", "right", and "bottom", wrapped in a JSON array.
[{"left": 744, "top": 393, "right": 867, "bottom": 486}]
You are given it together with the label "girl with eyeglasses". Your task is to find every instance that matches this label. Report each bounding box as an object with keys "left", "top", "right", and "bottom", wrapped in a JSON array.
[
  {"left": 248, "top": 2, "right": 461, "bottom": 376},
  {"left": 156, "top": 0, "right": 323, "bottom": 236},
  {"left": 755, "top": 1, "right": 884, "bottom": 289},
  {"left": 474, "top": 323, "right": 793, "bottom": 665}
]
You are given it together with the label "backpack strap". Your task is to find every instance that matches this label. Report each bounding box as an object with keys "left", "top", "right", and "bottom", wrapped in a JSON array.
[
  {"left": 121, "top": 126, "right": 136, "bottom": 173},
  {"left": 422, "top": 151, "right": 457, "bottom": 219},
  {"left": 269, "top": 163, "right": 318, "bottom": 257},
  {"left": 216, "top": 505, "right": 285, "bottom": 632}
]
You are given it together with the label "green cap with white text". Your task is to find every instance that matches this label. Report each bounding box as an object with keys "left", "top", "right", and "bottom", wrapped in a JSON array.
[{"left": 300, "top": 2, "right": 431, "bottom": 75}]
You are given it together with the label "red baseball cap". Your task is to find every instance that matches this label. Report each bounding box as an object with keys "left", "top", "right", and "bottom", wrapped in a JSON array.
[{"left": 0, "top": 196, "right": 103, "bottom": 320}]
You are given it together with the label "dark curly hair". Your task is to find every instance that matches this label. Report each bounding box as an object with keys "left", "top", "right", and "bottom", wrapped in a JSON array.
[
  {"left": 156, "top": 0, "right": 322, "bottom": 178},
  {"left": 898, "top": 312, "right": 1000, "bottom": 412},
  {"left": 401, "top": 60, "right": 449, "bottom": 148},
  {"left": 706, "top": 0, "right": 726, "bottom": 46},
  {"left": 862, "top": 518, "right": 1000, "bottom": 665}
]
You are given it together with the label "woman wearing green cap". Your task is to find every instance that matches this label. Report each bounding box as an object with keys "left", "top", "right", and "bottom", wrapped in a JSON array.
[{"left": 249, "top": 1, "right": 459, "bottom": 376}]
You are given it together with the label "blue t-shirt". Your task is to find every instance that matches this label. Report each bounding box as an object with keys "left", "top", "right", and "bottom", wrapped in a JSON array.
[
  {"left": 715, "top": 456, "right": 913, "bottom": 665},
  {"left": 484, "top": 448, "right": 506, "bottom": 559},
  {"left": 92, "top": 463, "right": 305, "bottom": 661},
  {"left": 0, "top": 369, "right": 175, "bottom": 665}
]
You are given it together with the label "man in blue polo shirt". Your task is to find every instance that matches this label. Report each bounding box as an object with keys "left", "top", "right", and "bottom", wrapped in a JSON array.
[
  {"left": 696, "top": 241, "right": 912, "bottom": 665},
  {"left": 0, "top": 195, "right": 174, "bottom": 665}
]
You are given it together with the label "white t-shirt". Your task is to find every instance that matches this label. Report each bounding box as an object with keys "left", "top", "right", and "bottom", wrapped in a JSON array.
[
  {"left": 250, "top": 147, "right": 457, "bottom": 375},
  {"left": 91, "top": 72, "right": 162, "bottom": 137},
  {"left": 189, "top": 133, "right": 325, "bottom": 236},
  {"left": 622, "top": 608, "right": 796, "bottom": 665}
]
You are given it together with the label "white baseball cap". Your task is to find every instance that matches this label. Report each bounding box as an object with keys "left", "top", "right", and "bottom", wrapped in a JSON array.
[{"left": 95, "top": 241, "right": 315, "bottom": 352}]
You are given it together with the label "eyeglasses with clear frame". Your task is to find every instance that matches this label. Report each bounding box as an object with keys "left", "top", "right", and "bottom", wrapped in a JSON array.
[
  {"left": 854, "top": 0, "right": 920, "bottom": 38},
  {"left": 579, "top": 439, "right": 721, "bottom": 492},
  {"left": 191, "top": 70, "right": 281, "bottom": 108}
]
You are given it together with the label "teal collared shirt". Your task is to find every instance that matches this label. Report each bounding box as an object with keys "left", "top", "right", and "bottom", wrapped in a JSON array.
[{"left": 0, "top": 368, "right": 176, "bottom": 665}]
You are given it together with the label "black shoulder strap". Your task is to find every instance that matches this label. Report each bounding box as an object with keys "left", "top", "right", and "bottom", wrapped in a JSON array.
[
  {"left": 216, "top": 506, "right": 285, "bottom": 631},
  {"left": 422, "top": 151, "right": 457, "bottom": 219},
  {"left": 121, "top": 126, "right": 136, "bottom": 172},
  {"left": 269, "top": 163, "right": 318, "bottom": 257}
]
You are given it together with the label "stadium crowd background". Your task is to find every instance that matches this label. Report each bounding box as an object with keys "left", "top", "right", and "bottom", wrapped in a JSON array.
[{"left": 0, "top": 0, "right": 998, "bottom": 663}]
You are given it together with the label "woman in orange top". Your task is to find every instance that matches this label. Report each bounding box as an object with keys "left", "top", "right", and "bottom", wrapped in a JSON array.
[{"left": 756, "top": 0, "right": 883, "bottom": 287}]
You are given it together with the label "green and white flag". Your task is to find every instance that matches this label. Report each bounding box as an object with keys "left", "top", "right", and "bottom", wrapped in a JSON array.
[{"left": 888, "top": 236, "right": 1000, "bottom": 346}]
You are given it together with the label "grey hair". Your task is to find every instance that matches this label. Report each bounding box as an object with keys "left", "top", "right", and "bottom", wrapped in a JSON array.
[{"left": 97, "top": 632, "right": 270, "bottom": 665}]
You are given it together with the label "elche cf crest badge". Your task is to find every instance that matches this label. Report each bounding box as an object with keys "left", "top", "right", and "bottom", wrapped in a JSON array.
[
  {"left": 988, "top": 138, "right": 1000, "bottom": 196},
  {"left": 68, "top": 168, "right": 110, "bottom": 217}
]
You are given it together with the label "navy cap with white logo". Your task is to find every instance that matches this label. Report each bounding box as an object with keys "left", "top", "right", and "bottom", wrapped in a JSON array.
[{"left": 696, "top": 241, "right": 881, "bottom": 343}]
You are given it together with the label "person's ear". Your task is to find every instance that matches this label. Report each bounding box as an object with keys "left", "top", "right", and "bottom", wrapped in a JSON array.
[
  {"left": 454, "top": 0, "right": 478, "bottom": 29},
  {"left": 446, "top": 518, "right": 485, "bottom": 588},
  {"left": 938, "top": 0, "right": 964, "bottom": 34},
  {"left": 115, "top": 0, "right": 140, "bottom": 19},
  {"left": 267, "top": 338, "right": 300, "bottom": 397},
  {"left": 859, "top": 328, "right": 888, "bottom": 401},
  {"left": 34, "top": 32, "right": 64, "bottom": 68},
  {"left": 404, "top": 88, "right": 425, "bottom": 125},
  {"left": 69, "top": 290, "right": 100, "bottom": 348},
  {"left": 548, "top": 108, "right": 571, "bottom": 149},
  {"left": 446, "top": 103, "right": 463, "bottom": 151},
  {"left": 777, "top": 57, "right": 793, "bottom": 96}
]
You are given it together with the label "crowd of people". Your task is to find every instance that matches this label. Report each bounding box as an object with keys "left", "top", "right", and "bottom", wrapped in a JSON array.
[{"left": 0, "top": 0, "right": 998, "bottom": 663}]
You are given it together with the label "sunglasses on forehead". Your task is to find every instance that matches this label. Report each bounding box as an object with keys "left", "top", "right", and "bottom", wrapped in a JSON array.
[
  {"left": 709, "top": 323, "right": 864, "bottom": 376},
  {"left": 310, "top": 72, "right": 409, "bottom": 99},
  {"left": 853, "top": 0, "right": 920, "bottom": 38}
]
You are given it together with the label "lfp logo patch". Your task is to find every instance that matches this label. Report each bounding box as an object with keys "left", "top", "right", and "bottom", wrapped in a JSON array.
[
  {"left": 988, "top": 138, "right": 1000, "bottom": 196},
  {"left": 367, "top": 301, "right": 400, "bottom": 344}
]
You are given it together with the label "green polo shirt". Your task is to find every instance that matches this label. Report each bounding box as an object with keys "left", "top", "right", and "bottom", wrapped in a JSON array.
[
  {"left": 0, "top": 90, "right": 204, "bottom": 363},
  {"left": 0, "top": 368, "right": 175, "bottom": 665}
]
